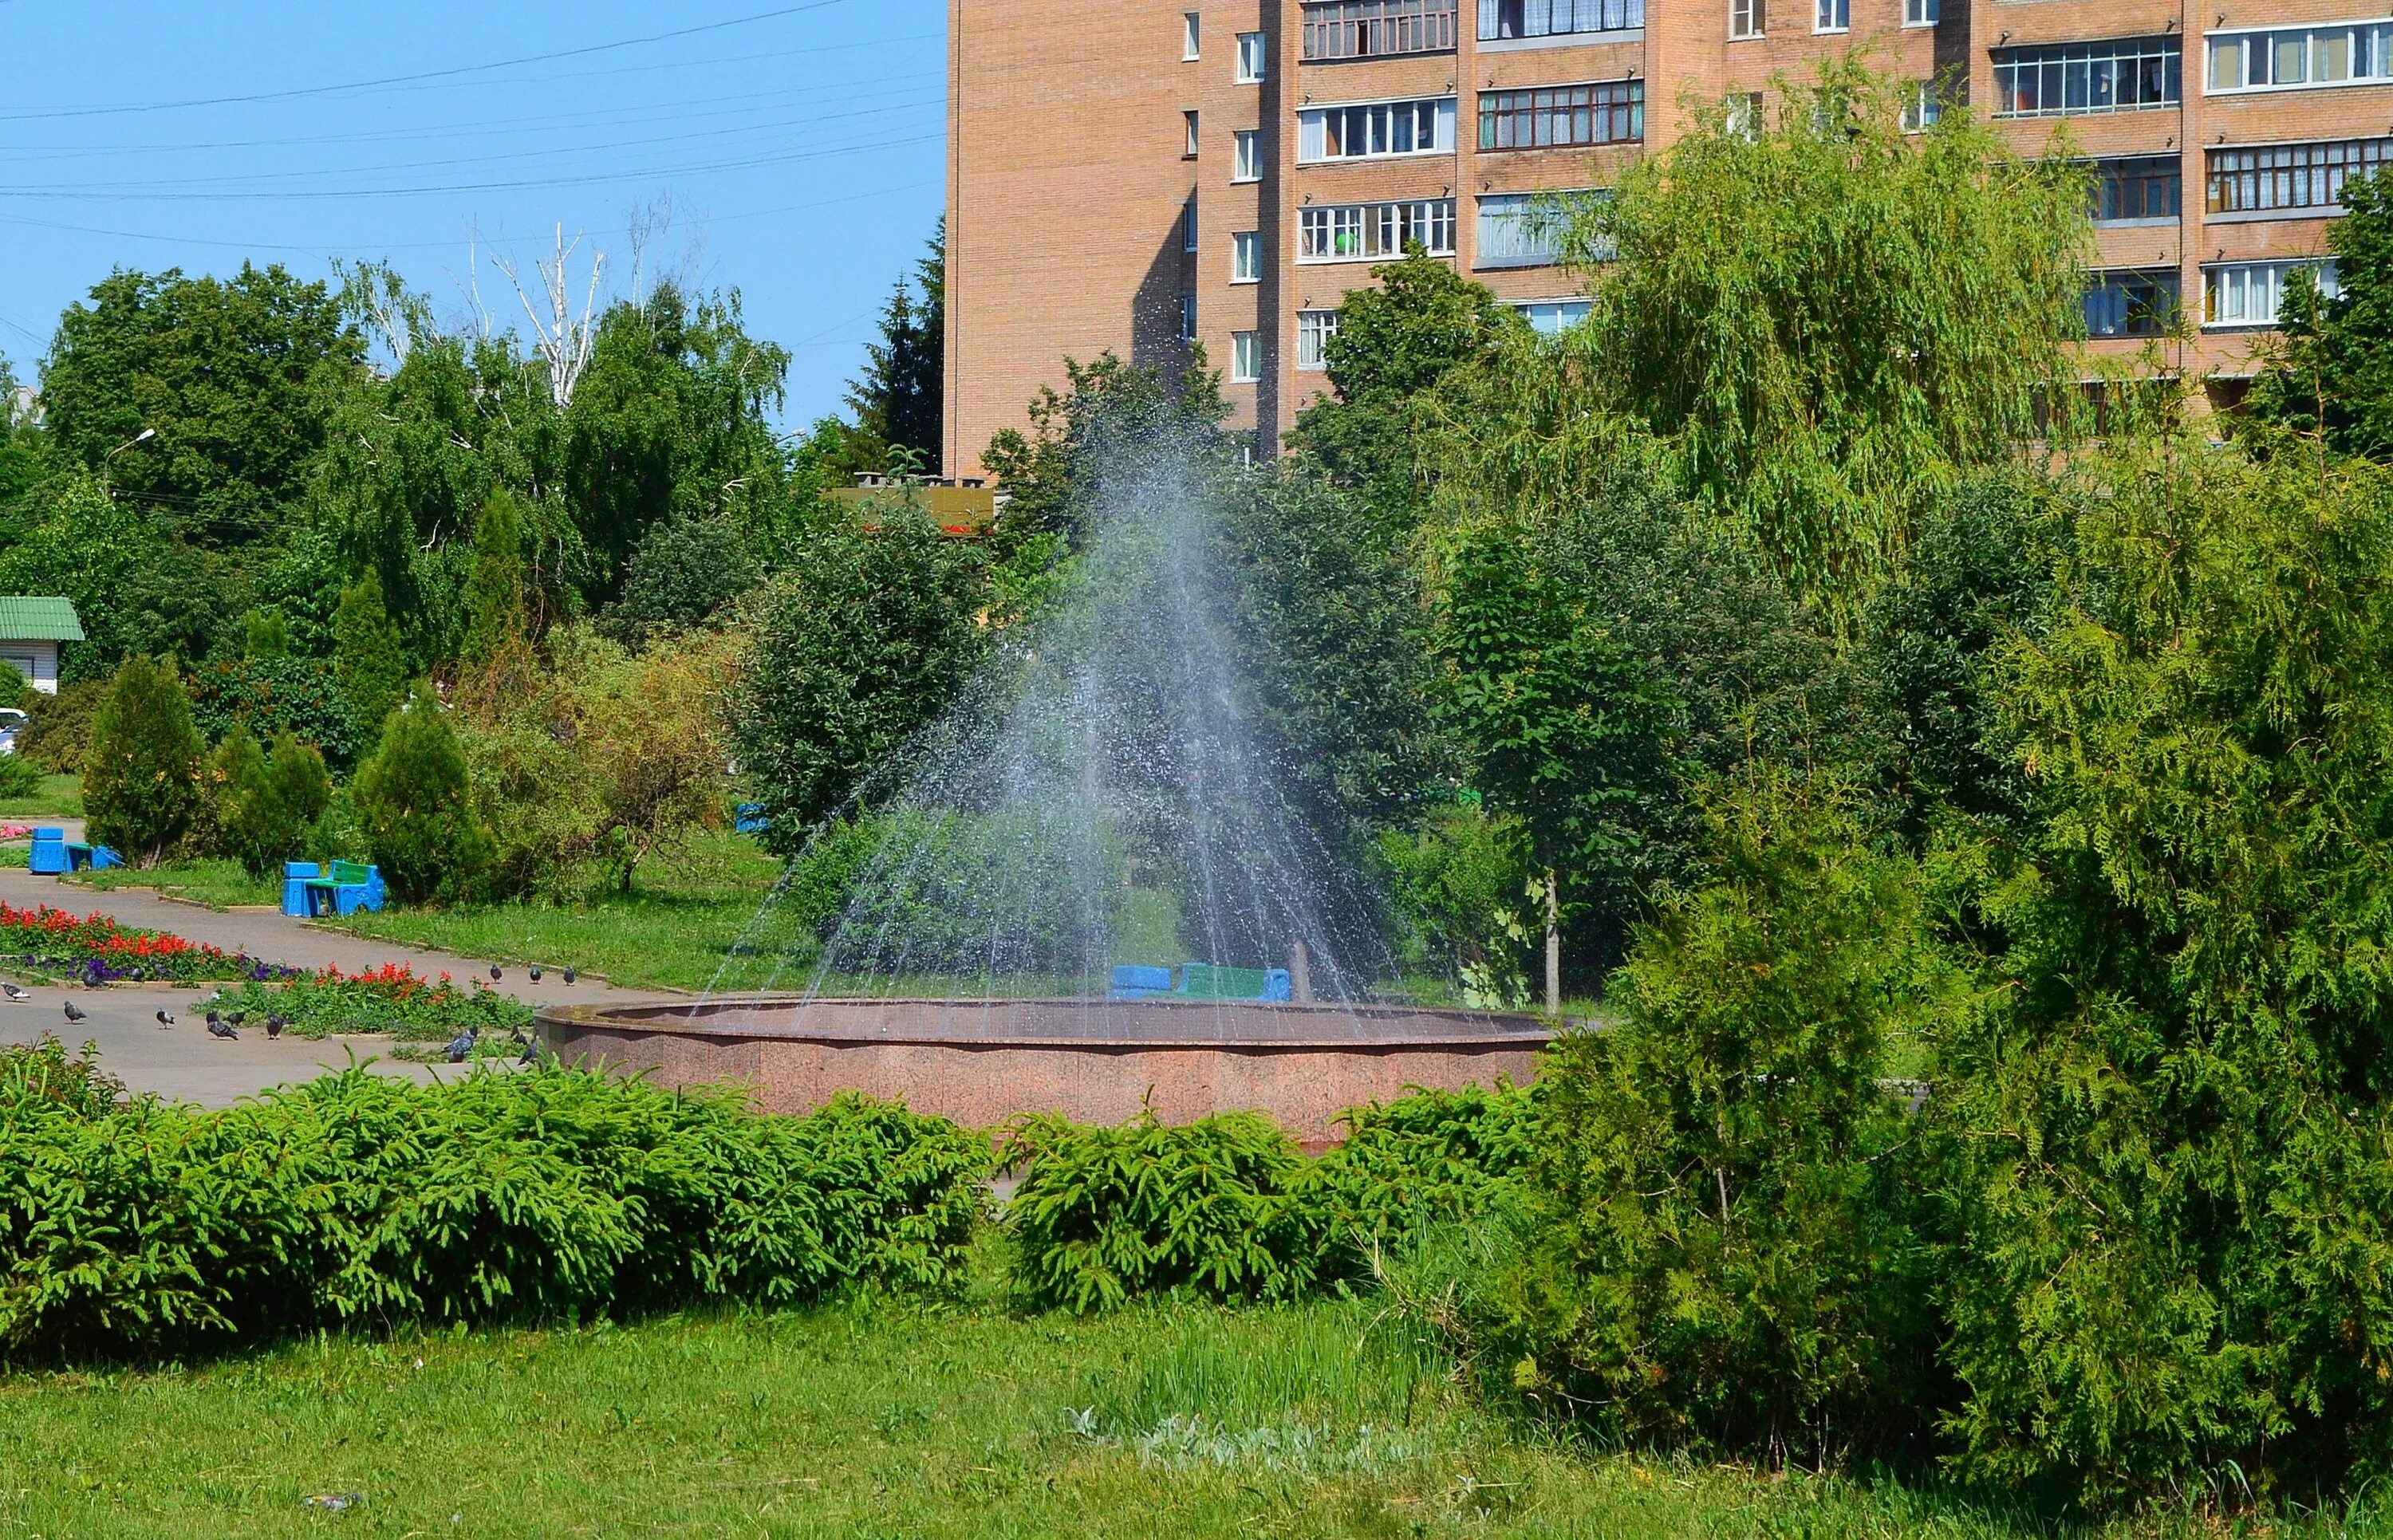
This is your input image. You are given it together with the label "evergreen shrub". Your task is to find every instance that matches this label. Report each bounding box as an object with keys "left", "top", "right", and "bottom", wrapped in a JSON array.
[
  {"left": 331, "top": 569, "right": 409, "bottom": 733},
  {"left": 211, "top": 727, "right": 333, "bottom": 878},
  {"left": 20, "top": 680, "right": 103, "bottom": 776},
  {"left": 84, "top": 655, "right": 207, "bottom": 864},
  {"left": 350, "top": 684, "right": 489, "bottom": 904}
]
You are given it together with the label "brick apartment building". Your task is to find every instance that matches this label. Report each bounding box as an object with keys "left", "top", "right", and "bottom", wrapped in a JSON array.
[{"left": 944, "top": 0, "right": 2382, "bottom": 478}]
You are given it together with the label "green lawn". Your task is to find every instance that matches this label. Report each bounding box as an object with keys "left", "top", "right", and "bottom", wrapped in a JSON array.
[
  {"left": 0, "top": 772, "right": 84, "bottom": 821},
  {"left": 0, "top": 1294, "right": 2325, "bottom": 1540},
  {"left": 67, "top": 857, "right": 282, "bottom": 911}
]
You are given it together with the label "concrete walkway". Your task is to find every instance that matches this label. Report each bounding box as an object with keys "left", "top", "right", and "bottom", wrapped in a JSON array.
[{"left": 0, "top": 865, "right": 672, "bottom": 1107}]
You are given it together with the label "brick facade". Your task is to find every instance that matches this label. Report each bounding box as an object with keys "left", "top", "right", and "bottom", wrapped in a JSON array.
[{"left": 947, "top": 0, "right": 2372, "bottom": 477}]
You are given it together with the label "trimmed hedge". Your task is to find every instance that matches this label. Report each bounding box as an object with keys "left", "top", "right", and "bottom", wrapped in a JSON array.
[{"left": 0, "top": 1042, "right": 988, "bottom": 1363}]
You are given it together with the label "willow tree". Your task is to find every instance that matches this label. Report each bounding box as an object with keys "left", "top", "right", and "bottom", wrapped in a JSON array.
[{"left": 1540, "top": 65, "right": 2091, "bottom": 612}]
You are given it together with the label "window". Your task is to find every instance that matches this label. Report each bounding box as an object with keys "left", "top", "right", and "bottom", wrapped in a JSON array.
[
  {"left": 1236, "top": 30, "right": 1267, "bottom": 81},
  {"left": 1904, "top": 0, "right": 1936, "bottom": 24},
  {"left": 1726, "top": 91, "right": 1764, "bottom": 136},
  {"left": 1477, "top": 0, "right": 1644, "bottom": 41},
  {"left": 1183, "top": 197, "right": 1199, "bottom": 251},
  {"left": 1299, "top": 97, "right": 1457, "bottom": 161},
  {"left": 2209, "top": 22, "right": 2393, "bottom": 93},
  {"left": 1185, "top": 110, "right": 1201, "bottom": 158},
  {"left": 1301, "top": 0, "right": 1458, "bottom": 60},
  {"left": 1729, "top": 0, "right": 1764, "bottom": 40},
  {"left": 1994, "top": 37, "right": 2182, "bottom": 116},
  {"left": 1479, "top": 81, "right": 1644, "bottom": 149},
  {"left": 1815, "top": 0, "right": 1847, "bottom": 33},
  {"left": 1232, "top": 230, "right": 1262, "bottom": 282},
  {"left": 2082, "top": 269, "right": 2180, "bottom": 337},
  {"left": 1185, "top": 10, "right": 1201, "bottom": 58},
  {"left": 2209, "top": 136, "right": 2393, "bottom": 217},
  {"left": 2206, "top": 260, "right": 2341, "bottom": 327},
  {"left": 1181, "top": 293, "right": 1199, "bottom": 342},
  {"left": 1232, "top": 331, "right": 1262, "bottom": 382},
  {"left": 1515, "top": 298, "right": 1592, "bottom": 334},
  {"left": 1476, "top": 191, "right": 1587, "bottom": 268},
  {"left": 1298, "top": 199, "right": 1456, "bottom": 261},
  {"left": 2091, "top": 156, "right": 2180, "bottom": 223},
  {"left": 1297, "top": 309, "right": 1340, "bottom": 369},
  {"left": 1900, "top": 81, "right": 1940, "bottom": 131},
  {"left": 1232, "top": 130, "right": 1264, "bottom": 182}
]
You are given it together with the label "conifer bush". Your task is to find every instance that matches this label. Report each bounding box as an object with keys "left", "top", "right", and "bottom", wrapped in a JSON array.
[
  {"left": 214, "top": 727, "right": 334, "bottom": 878},
  {"left": 83, "top": 654, "right": 207, "bottom": 864},
  {"left": 350, "top": 683, "right": 489, "bottom": 903},
  {"left": 332, "top": 569, "right": 409, "bottom": 734}
]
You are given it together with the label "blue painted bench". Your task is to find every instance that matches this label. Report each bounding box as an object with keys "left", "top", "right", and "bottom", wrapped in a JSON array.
[
  {"left": 284, "top": 860, "right": 385, "bottom": 917},
  {"left": 30, "top": 829, "right": 121, "bottom": 874},
  {"left": 1109, "top": 963, "right": 1294, "bottom": 1002}
]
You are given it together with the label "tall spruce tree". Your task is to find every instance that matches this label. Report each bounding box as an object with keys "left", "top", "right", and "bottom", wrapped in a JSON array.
[
  {"left": 846, "top": 225, "right": 946, "bottom": 473},
  {"left": 332, "top": 569, "right": 409, "bottom": 731},
  {"left": 85, "top": 655, "right": 207, "bottom": 865}
]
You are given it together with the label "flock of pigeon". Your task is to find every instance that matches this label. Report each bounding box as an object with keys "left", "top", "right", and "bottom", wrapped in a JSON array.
[{"left": 14, "top": 959, "right": 581, "bottom": 1068}]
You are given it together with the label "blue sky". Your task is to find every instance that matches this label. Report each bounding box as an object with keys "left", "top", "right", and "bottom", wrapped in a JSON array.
[{"left": 0, "top": 0, "right": 948, "bottom": 426}]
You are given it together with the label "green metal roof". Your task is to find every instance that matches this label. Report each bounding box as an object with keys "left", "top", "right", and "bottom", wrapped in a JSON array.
[{"left": 0, "top": 598, "right": 85, "bottom": 643}]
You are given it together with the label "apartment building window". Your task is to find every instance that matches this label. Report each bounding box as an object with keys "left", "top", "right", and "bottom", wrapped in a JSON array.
[
  {"left": 1185, "top": 11, "right": 1201, "bottom": 58},
  {"left": 1726, "top": 91, "right": 1764, "bottom": 135},
  {"left": 2209, "top": 22, "right": 2393, "bottom": 93},
  {"left": 1476, "top": 191, "right": 1593, "bottom": 268},
  {"left": 1184, "top": 197, "right": 1199, "bottom": 251},
  {"left": 1516, "top": 298, "right": 1593, "bottom": 334},
  {"left": 2083, "top": 269, "right": 2180, "bottom": 337},
  {"left": 1185, "top": 111, "right": 1201, "bottom": 157},
  {"left": 1299, "top": 198, "right": 1457, "bottom": 261},
  {"left": 1297, "top": 309, "right": 1341, "bottom": 368},
  {"left": 1478, "top": 0, "right": 1644, "bottom": 41},
  {"left": 1232, "top": 331, "right": 1262, "bottom": 382},
  {"left": 2209, "top": 136, "right": 2393, "bottom": 217},
  {"left": 1301, "top": 0, "right": 1459, "bottom": 61},
  {"left": 1232, "top": 130, "right": 1263, "bottom": 182},
  {"left": 1729, "top": 0, "right": 1764, "bottom": 41},
  {"left": 2206, "top": 260, "right": 2341, "bottom": 327},
  {"left": 1900, "top": 81, "right": 1940, "bottom": 130},
  {"left": 1299, "top": 98, "right": 1457, "bottom": 161},
  {"left": 2091, "top": 156, "right": 2181, "bottom": 224},
  {"left": 1815, "top": 0, "right": 1847, "bottom": 33},
  {"left": 1904, "top": 0, "right": 1937, "bottom": 25},
  {"left": 1236, "top": 30, "right": 1268, "bottom": 81},
  {"left": 1993, "top": 37, "right": 2181, "bottom": 116},
  {"left": 1479, "top": 81, "right": 1644, "bottom": 150},
  {"left": 1181, "top": 293, "right": 1200, "bottom": 342},
  {"left": 1232, "top": 230, "right": 1262, "bottom": 282}
]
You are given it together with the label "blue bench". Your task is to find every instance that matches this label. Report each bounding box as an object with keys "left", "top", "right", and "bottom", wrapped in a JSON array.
[
  {"left": 735, "top": 803, "right": 771, "bottom": 835},
  {"left": 1109, "top": 963, "right": 1295, "bottom": 1002},
  {"left": 284, "top": 860, "right": 385, "bottom": 917},
  {"left": 30, "top": 829, "right": 121, "bottom": 874}
]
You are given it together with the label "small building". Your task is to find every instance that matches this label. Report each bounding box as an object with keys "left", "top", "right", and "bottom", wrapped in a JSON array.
[{"left": 0, "top": 598, "right": 85, "bottom": 695}]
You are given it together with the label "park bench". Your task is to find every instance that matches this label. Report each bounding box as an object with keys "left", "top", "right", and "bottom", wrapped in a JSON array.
[
  {"left": 29, "top": 827, "right": 121, "bottom": 875},
  {"left": 1108, "top": 963, "right": 1294, "bottom": 1002},
  {"left": 283, "top": 860, "right": 386, "bottom": 918}
]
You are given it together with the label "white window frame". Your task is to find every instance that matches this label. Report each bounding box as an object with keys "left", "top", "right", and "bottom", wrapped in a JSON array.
[
  {"left": 1729, "top": 0, "right": 1764, "bottom": 40},
  {"left": 1296, "top": 309, "right": 1340, "bottom": 369},
  {"left": 1297, "top": 199, "right": 1457, "bottom": 263},
  {"left": 1900, "top": 80, "right": 1941, "bottom": 131},
  {"left": 1232, "top": 130, "right": 1263, "bottom": 183},
  {"left": 1297, "top": 96, "right": 1460, "bottom": 163},
  {"left": 1232, "top": 230, "right": 1262, "bottom": 282},
  {"left": 1475, "top": 190, "right": 1598, "bottom": 270},
  {"left": 1184, "top": 10, "right": 1201, "bottom": 59},
  {"left": 1231, "top": 330, "right": 1262, "bottom": 383},
  {"left": 1815, "top": 0, "right": 1847, "bottom": 33},
  {"left": 1514, "top": 297, "right": 1592, "bottom": 335},
  {"left": 2206, "top": 19, "right": 2393, "bottom": 94},
  {"left": 1236, "top": 31, "right": 1267, "bottom": 83},
  {"left": 1726, "top": 91, "right": 1764, "bottom": 136},
  {"left": 1903, "top": 0, "right": 1937, "bottom": 24},
  {"left": 2203, "top": 259, "right": 2341, "bottom": 327},
  {"left": 1185, "top": 110, "right": 1200, "bottom": 158}
]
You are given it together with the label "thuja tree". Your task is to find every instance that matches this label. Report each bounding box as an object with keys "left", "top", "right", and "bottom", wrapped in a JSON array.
[
  {"left": 1555, "top": 64, "right": 2091, "bottom": 610},
  {"left": 351, "top": 684, "right": 490, "bottom": 904},
  {"left": 85, "top": 655, "right": 207, "bottom": 864},
  {"left": 2248, "top": 165, "right": 2393, "bottom": 459},
  {"left": 1936, "top": 443, "right": 2393, "bottom": 1504}
]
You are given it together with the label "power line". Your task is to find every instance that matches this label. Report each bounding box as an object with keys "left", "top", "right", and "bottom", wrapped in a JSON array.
[{"left": 0, "top": 0, "right": 865, "bottom": 122}]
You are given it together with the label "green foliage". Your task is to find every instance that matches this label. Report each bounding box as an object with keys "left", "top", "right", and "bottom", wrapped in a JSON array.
[
  {"left": 1936, "top": 446, "right": 2393, "bottom": 1504},
  {"left": 842, "top": 225, "right": 946, "bottom": 473},
  {"left": 459, "top": 489, "right": 529, "bottom": 664},
  {"left": 183, "top": 655, "right": 361, "bottom": 767},
  {"left": 1376, "top": 803, "right": 1537, "bottom": 1006},
  {"left": 0, "top": 472, "right": 175, "bottom": 682},
  {"left": 84, "top": 653, "right": 207, "bottom": 863},
  {"left": 1003, "top": 1112, "right": 1330, "bottom": 1313},
  {"left": 213, "top": 727, "right": 331, "bottom": 879},
  {"left": 1503, "top": 774, "right": 1947, "bottom": 1460},
  {"left": 982, "top": 352, "right": 1228, "bottom": 540},
  {"left": 732, "top": 506, "right": 990, "bottom": 852},
  {"left": 350, "top": 684, "right": 490, "bottom": 904},
  {"left": 1308, "top": 1082, "right": 1540, "bottom": 1270},
  {"left": 330, "top": 567, "right": 409, "bottom": 731},
  {"left": 1555, "top": 65, "right": 2091, "bottom": 607},
  {"left": 199, "top": 967, "right": 532, "bottom": 1042},
  {"left": 2250, "top": 167, "right": 2393, "bottom": 457},
  {"left": 18, "top": 679, "right": 103, "bottom": 775},
  {"left": 605, "top": 510, "right": 760, "bottom": 644},
  {"left": 0, "top": 753, "right": 42, "bottom": 803},
  {"left": 0, "top": 1035, "right": 123, "bottom": 1120},
  {"left": 38, "top": 263, "right": 365, "bottom": 545},
  {"left": 241, "top": 606, "right": 290, "bottom": 660},
  {"left": 0, "top": 1068, "right": 988, "bottom": 1363}
]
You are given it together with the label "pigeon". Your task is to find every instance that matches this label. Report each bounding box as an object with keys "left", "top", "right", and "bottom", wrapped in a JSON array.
[
  {"left": 562, "top": 966, "right": 578, "bottom": 986},
  {"left": 1, "top": 982, "right": 29, "bottom": 1003},
  {"left": 227, "top": 1011, "right": 245, "bottom": 1028},
  {"left": 207, "top": 1015, "right": 239, "bottom": 1041},
  {"left": 61, "top": 1001, "right": 84, "bottom": 1025},
  {"left": 265, "top": 1014, "right": 286, "bottom": 1040},
  {"left": 444, "top": 1028, "right": 477, "bottom": 1064},
  {"left": 519, "top": 1035, "right": 540, "bottom": 1066},
  {"left": 488, "top": 964, "right": 503, "bottom": 983},
  {"left": 528, "top": 964, "right": 543, "bottom": 983},
  {"left": 155, "top": 1010, "right": 175, "bottom": 1029}
]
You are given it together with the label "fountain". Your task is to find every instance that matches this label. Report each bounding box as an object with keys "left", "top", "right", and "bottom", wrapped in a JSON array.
[{"left": 539, "top": 419, "right": 1549, "bottom": 1143}]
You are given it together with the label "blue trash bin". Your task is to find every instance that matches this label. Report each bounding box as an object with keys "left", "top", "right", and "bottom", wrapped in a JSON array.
[
  {"left": 26, "top": 828, "right": 66, "bottom": 876},
  {"left": 282, "top": 862, "right": 321, "bottom": 918}
]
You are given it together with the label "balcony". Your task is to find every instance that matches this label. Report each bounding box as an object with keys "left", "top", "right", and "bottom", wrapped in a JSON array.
[{"left": 1302, "top": 0, "right": 1458, "bottom": 61}]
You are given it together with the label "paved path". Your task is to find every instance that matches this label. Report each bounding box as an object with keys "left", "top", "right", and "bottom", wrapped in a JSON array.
[{"left": 0, "top": 865, "right": 672, "bottom": 1108}]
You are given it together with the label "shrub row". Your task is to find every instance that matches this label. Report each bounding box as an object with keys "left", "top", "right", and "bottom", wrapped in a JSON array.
[{"left": 0, "top": 1041, "right": 988, "bottom": 1363}]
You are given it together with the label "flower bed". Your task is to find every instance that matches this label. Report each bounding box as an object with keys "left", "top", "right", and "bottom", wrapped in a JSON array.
[
  {"left": 0, "top": 903, "right": 291, "bottom": 986},
  {"left": 197, "top": 963, "right": 534, "bottom": 1042}
]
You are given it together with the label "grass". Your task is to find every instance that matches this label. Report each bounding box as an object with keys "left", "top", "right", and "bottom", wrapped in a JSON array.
[
  {"left": 67, "top": 857, "right": 282, "bottom": 912},
  {"left": 0, "top": 772, "right": 84, "bottom": 821},
  {"left": 0, "top": 1292, "right": 2348, "bottom": 1540}
]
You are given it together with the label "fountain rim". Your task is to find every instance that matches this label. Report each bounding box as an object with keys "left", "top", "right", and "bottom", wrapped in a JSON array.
[{"left": 538, "top": 995, "right": 1559, "bottom": 1053}]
